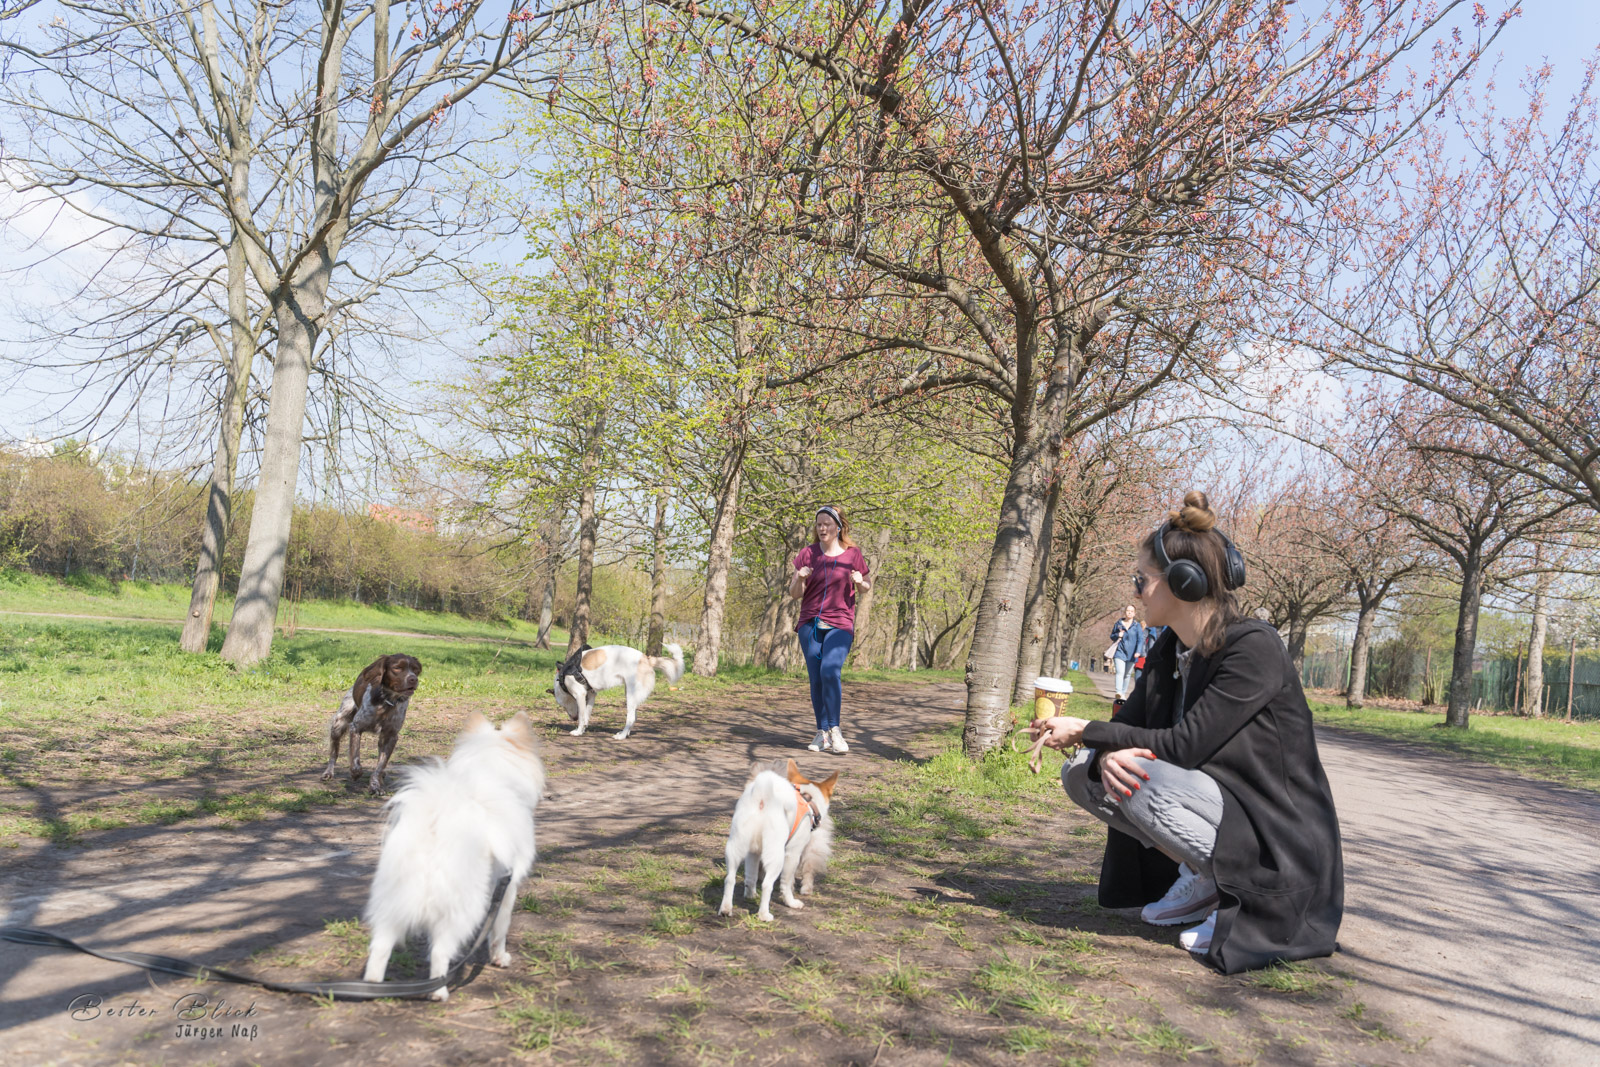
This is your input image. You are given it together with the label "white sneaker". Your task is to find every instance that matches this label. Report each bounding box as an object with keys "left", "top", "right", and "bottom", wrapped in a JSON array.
[
  {"left": 1179, "top": 911, "right": 1217, "bottom": 953},
  {"left": 828, "top": 727, "right": 849, "bottom": 754},
  {"left": 807, "top": 731, "right": 827, "bottom": 752},
  {"left": 1140, "top": 863, "right": 1219, "bottom": 926}
]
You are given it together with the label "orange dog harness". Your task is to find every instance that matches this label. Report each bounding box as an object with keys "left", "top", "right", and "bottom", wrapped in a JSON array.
[{"left": 788, "top": 786, "right": 821, "bottom": 842}]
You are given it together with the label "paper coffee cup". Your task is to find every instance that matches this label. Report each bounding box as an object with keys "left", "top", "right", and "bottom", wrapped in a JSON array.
[{"left": 1033, "top": 676, "right": 1073, "bottom": 719}]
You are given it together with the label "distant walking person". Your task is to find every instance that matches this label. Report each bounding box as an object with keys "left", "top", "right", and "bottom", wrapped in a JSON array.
[
  {"left": 789, "top": 506, "right": 871, "bottom": 754},
  {"left": 1106, "top": 605, "right": 1144, "bottom": 700}
]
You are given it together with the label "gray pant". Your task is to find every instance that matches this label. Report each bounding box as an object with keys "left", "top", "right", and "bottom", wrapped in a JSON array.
[{"left": 1062, "top": 748, "right": 1223, "bottom": 878}]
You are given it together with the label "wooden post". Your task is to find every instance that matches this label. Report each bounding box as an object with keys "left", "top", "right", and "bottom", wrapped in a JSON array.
[
  {"left": 1512, "top": 641, "right": 1523, "bottom": 715},
  {"left": 1567, "top": 635, "right": 1578, "bottom": 723}
]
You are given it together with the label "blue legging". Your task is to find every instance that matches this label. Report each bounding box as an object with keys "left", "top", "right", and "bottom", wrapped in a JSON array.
[{"left": 799, "top": 620, "right": 854, "bottom": 731}]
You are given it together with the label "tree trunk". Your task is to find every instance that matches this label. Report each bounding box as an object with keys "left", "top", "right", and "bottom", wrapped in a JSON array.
[
  {"left": 1444, "top": 555, "right": 1485, "bottom": 729},
  {"left": 219, "top": 273, "right": 328, "bottom": 667},
  {"left": 1012, "top": 477, "right": 1064, "bottom": 704},
  {"left": 891, "top": 589, "right": 918, "bottom": 670},
  {"left": 751, "top": 587, "right": 784, "bottom": 666},
  {"left": 1042, "top": 568, "right": 1076, "bottom": 679},
  {"left": 566, "top": 434, "right": 603, "bottom": 655},
  {"left": 534, "top": 535, "right": 561, "bottom": 649},
  {"left": 962, "top": 404, "right": 1065, "bottom": 757},
  {"left": 848, "top": 524, "right": 892, "bottom": 668},
  {"left": 1346, "top": 600, "right": 1377, "bottom": 708},
  {"left": 767, "top": 595, "right": 802, "bottom": 670},
  {"left": 692, "top": 438, "right": 745, "bottom": 676},
  {"left": 180, "top": 228, "right": 253, "bottom": 654},
  {"left": 646, "top": 489, "right": 669, "bottom": 656},
  {"left": 1285, "top": 613, "right": 1309, "bottom": 673},
  {"left": 1524, "top": 566, "right": 1550, "bottom": 717}
]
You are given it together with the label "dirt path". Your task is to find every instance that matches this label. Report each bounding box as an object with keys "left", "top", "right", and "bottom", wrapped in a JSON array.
[
  {"left": 4, "top": 675, "right": 1595, "bottom": 1064},
  {"left": 1079, "top": 667, "right": 1600, "bottom": 1063},
  {"left": 0, "top": 609, "right": 541, "bottom": 646}
]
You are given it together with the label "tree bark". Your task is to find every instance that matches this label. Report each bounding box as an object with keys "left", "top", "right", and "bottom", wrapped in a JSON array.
[
  {"left": 534, "top": 531, "right": 561, "bottom": 649},
  {"left": 646, "top": 489, "right": 669, "bottom": 656},
  {"left": 1012, "top": 477, "right": 1063, "bottom": 703},
  {"left": 1346, "top": 601, "right": 1377, "bottom": 707},
  {"left": 692, "top": 437, "right": 745, "bottom": 676},
  {"left": 1524, "top": 564, "right": 1550, "bottom": 717},
  {"left": 1444, "top": 553, "right": 1485, "bottom": 728},
  {"left": 962, "top": 394, "right": 1066, "bottom": 757},
  {"left": 1042, "top": 568, "right": 1077, "bottom": 679},
  {"left": 766, "top": 594, "right": 802, "bottom": 670},
  {"left": 565, "top": 412, "right": 605, "bottom": 656},
  {"left": 219, "top": 273, "right": 329, "bottom": 667},
  {"left": 180, "top": 227, "right": 253, "bottom": 654},
  {"left": 1285, "top": 612, "right": 1309, "bottom": 674}
]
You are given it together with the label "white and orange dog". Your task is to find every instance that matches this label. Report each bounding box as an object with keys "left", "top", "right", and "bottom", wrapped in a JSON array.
[
  {"left": 362, "top": 711, "right": 545, "bottom": 1001},
  {"left": 719, "top": 759, "right": 837, "bottom": 922},
  {"left": 552, "top": 642, "right": 684, "bottom": 740}
]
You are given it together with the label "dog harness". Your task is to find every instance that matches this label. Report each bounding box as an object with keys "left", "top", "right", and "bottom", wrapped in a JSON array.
[
  {"left": 555, "top": 644, "right": 599, "bottom": 701},
  {"left": 788, "top": 786, "right": 822, "bottom": 842}
]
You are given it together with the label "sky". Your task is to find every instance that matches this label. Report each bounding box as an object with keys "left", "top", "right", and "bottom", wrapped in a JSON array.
[{"left": 1, "top": 1, "right": 1596, "bottom": 488}]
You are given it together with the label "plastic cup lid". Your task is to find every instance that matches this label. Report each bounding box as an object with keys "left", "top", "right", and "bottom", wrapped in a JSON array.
[{"left": 1033, "top": 676, "right": 1073, "bottom": 694}]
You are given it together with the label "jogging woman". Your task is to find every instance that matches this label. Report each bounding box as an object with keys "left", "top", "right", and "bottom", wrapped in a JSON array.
[
  {"left": 1028, "top": 491, "right": 1343, "bottom": 974},
  {"left": 788, "top": 505, "right": 871, "bottom": 754}
]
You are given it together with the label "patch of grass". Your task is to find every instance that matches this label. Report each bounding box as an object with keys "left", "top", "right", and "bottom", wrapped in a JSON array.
[
  {"left": 499, "top": 987, "right": 587, "bottom": 1052},
  {"left": 1128, "top": 1020, "right": 1210, "bottom": 1058},
  {"left": 1311, "top": 699, "right": 1600, "bottom": 792},
  {"left": 1247, "top": 960, "right": 1337, "bottom": 996},
  {"left": 650, "top": 904, "right": 700, "bottom": 937},
  {"left": 623, "top": 854, "right": 678, "bottom": 894},
  {"left": 871, "top": 952, "right": 931, "bottom": 1002},
  {"left": 1001, "top": 1025, "right": 1057, "bottom": 1054}
]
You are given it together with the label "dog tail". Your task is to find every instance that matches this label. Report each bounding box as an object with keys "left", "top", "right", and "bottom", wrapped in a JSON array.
[{"left": 653, "top": 643, "right": 685, "bottom": 684}]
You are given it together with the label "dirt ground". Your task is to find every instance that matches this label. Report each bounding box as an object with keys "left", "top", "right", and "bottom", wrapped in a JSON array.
[{"left": 0, "top": 676, "right": 1566, "bottom": 1066}]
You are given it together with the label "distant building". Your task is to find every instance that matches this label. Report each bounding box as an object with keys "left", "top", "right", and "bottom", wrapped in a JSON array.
[{"left": 368, "top": 503, "right": 435, "bottom": 533}]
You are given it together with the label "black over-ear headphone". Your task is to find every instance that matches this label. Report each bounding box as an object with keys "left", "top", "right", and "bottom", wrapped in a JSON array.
[{"left": 1150, "top": 521, "right": 1247, "bottom": 603}]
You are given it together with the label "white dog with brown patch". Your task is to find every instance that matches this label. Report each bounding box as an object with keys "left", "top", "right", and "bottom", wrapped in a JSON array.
[
  {"left": 551, "top": 642, "right": 684, "bottom": 740},
  {"left": 719, "top": 759, "right": 837, "bottom": 922}
]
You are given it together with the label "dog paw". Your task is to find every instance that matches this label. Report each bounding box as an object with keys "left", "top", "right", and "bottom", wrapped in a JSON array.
[
  {"left": 429, "top": 987, "right": 449, "bottom": 1003},
  {"left": 569, "top": 728, "right": 585, "bottom": 735},
  {"left": 757, "top": 911, "right": 775, "bottom": 922},
  {"left": 717, "top": 904, "right": 734, "bottom": 917},
  {"left": 783, "top": 898, "right": 804, "bottom": 910},
  {"left": 491, "top": 950, "right": 512, "bottom": 968},
  {"left": 319, "top": 768, "right": 335, "bottom": 782},
  {"left": 611, "top": 731, "right": 630, "bottom": 740},
  {"left": 800, "top": 883, "right": 814, "bottom": 895}
]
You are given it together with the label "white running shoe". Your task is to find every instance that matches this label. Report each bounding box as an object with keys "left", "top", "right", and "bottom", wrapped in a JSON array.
[
  {"left": 1140, "top": 863, "right": 1219, "bottom": 927},
  {"left": 1179, "top": 911, "right": 1217, "bottom": 953},
  {"left": 828, "top": 727, "right": 849, "bottom": 754},
  {"left": 807, "top": 731, "right": 827, "bottom": 752}
]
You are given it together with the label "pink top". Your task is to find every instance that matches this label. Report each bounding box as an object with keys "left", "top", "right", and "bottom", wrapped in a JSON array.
[{"left": 793, "top": 543, "right": 870, "bottom": 632}]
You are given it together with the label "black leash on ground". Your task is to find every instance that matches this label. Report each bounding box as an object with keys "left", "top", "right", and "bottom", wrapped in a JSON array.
[{"left": 0, "top": 876, "right": 511, "bottom": 1002}]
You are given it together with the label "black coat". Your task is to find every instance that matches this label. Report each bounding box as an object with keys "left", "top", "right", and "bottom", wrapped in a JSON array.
[{"left": 1082, "top": 619, "right": 1344, "bottom": 974}]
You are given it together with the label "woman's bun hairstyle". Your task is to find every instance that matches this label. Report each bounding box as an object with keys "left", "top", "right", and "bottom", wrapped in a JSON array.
[
  {"left": 1141, "top": 489, "right": 1241, "bottom": 654},
  {"left": 1169, "top": 490, "right": 1219, "bottom": 534}
]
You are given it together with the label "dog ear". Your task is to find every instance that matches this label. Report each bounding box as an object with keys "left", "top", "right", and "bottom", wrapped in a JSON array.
[
  {"left": 785, "top": 758, "right": 807, "bottom": 785},
  {"left": 546, "top": 686, "right": 556, "bottom": 695},
  {"left": 813, "top": 771, "right": 839, "bottom": 799},
  {"left": 463, "top": 711, "right": 494, "bottom": 733},
  {"left": 502, "top": 712, "right": 539, "bottom": 751}
]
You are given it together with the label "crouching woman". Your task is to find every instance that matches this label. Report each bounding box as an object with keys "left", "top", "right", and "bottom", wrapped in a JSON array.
[{"left": 1029, "top": 492, "right": 1343, "bottom": 974}]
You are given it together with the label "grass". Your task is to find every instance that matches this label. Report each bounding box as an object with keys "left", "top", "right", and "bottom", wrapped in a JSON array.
[
  {"left": 1310, "top": 699, "right": 1600, "bottom": 792},
  {"left": 0, "top": 568, "right": 557, "bottom": 643}
]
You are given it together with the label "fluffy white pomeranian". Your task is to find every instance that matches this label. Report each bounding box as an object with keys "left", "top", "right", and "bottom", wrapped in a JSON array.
[
  {"left": 362, "top": 711, "right": 545, "bottom": 1000},
  {"left": 718, "top": 759, "right": 837, "bottom": 922}
]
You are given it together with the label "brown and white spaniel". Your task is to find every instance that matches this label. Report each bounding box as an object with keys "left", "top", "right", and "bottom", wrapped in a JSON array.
[{"left": 322, "top": 654, "right": 423, "bottom": 794}]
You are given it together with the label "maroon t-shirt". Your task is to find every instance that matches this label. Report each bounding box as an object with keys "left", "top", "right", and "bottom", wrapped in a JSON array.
[{"left": 793, "top": 543, "right": 870, "bottom": 632}]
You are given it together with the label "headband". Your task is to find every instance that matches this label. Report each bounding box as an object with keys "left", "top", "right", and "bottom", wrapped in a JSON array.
[{"left": 816, "top": 506, "right": 843, "bottom": 528}]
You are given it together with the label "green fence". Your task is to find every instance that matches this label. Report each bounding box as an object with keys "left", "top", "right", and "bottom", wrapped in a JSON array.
[{"left": 1300, "top": 645, "right": 1600, "bottom": 720}]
